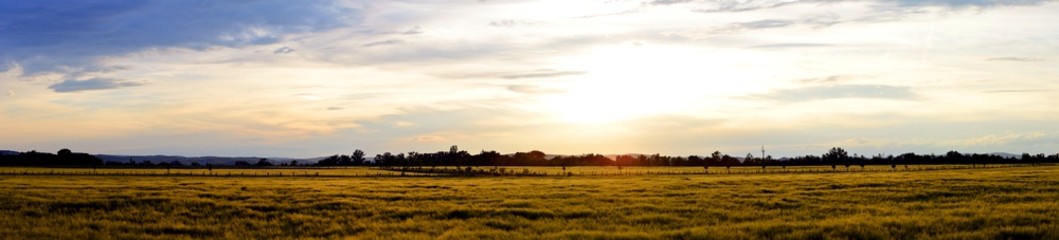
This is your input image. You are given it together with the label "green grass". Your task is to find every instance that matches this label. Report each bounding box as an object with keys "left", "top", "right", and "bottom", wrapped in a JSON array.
[{"left": 1, "top": 166, "right": 1057, "bottom": 239}]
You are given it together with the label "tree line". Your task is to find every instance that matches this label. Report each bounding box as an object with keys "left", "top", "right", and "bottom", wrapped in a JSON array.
[
  {"left": 0, "top": 149, "right": 102, "bottom": 167},
  {"left": 2, "top": 146, "right": 1057, "bottom": 167},
  {"left": 313, "top": 146, "right": 1059, "bottom": 169}
]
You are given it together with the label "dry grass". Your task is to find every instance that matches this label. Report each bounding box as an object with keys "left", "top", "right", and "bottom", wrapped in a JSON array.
[{"left": 1, "top": 166, "right": 1057, "bottom": 239}]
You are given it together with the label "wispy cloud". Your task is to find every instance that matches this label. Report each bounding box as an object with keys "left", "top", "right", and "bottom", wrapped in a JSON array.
[
  {"left": 958, "top": 131, "right": 1059, "bottom": 147},
  {"left": 691, "top": 0, "right": 816, "bottom": 13},
  {"left": 798, "top": 75, "right": 854, "bottom": 85},
  {"left": 748, "top": 43, "right": 836, "bottom": 49},
  {"left": 47, "top": 78, "right": 143, "bottom": 93},
  {"left": 273, "top": 46, "right": 295, "bottom": 55},
  {"left": 728, "top": 19, "right": 796, "bottom": 30},
  {"left": 717, "top": 15, "right": 839, "bottom": 33},
  {"left": 489, "top": 20, "right": 519, "bottom": 27},
  {"left": 402, "top": 26, "right": 423, "bottom": 35},
  {"left": 986, "top": 57, "right": 1044, "bottom": 62},
  {"left": 574, "top": 9, "right": 640, "bottom": 19},
  {"left": 507, "top": 85, "right": 565, "bottom": 94},
  {"left": 682, "top": 0, "right": 1051, "bottom": 14},
  {"left": 759, "top": 84, "right": 918, "bottom": 102},
  {"left": 501, "top": 71, "right": 586, "bottom": 79},
  {"left": 362, "top": 39, "right": 403, "bottom": 47},
  {"left": 982, "top": 89, "right": 1049, "bottom": 93},
  {"left": 646, "top": 0, "right": 695, "bottom": 6},
  {"left": 889, "top": 0, "right": 1051, "bottom": 8}
]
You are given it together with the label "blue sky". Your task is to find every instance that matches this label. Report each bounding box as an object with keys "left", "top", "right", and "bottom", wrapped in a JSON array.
[{"left": 2, "top": 0, "right": 1058, "bottom": 157}]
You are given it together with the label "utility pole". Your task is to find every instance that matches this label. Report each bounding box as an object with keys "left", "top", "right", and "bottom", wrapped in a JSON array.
[
  {"left": 761, "top": 146, "right": 765, "bottom": 160},
  {"left": 761, "top": 146, "right": 767, "bottom": 172}
]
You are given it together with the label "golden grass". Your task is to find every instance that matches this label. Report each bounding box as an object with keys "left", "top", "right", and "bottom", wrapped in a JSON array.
[{"left": 1, "top": 166, "right": 1057, "bottom": 239}]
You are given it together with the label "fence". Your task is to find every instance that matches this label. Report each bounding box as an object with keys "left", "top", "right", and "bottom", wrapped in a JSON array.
[{"left": 0, "top": 164, "right": 1051, "bottom": 178}]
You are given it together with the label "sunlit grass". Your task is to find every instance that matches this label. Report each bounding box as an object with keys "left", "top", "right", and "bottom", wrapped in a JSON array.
[{"left": 1, "top": 166, "right": 1057, "bottom": 239}]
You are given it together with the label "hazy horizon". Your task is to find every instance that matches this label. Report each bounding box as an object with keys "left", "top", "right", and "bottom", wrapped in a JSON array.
[
  {"left": 0, "top": 147, "right": 1040, "bottom": 160},
  {"left": 3, "top": 0, "right": 1058, "bottom": 158}
]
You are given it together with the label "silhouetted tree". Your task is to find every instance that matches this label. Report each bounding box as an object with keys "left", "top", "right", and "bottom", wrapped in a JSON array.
[
  {"left": 824, "top": 147, "right": 848, "bottom": 171},
  {"left": 450, "top": 145, "right": 461, "bottom": 169},
  {"left": 352, "top": 149, "right": 366, "bottom": 166},
  {"left": 255, "top": 158, "right": 272, "bottom": 167}
]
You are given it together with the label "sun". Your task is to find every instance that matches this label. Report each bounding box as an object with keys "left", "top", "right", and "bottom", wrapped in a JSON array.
[{"left": 540, "top": 43, "right": 727, "bottom": 124}]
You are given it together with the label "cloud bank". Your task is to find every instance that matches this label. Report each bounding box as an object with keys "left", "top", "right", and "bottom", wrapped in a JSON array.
[
  {"left": 0, "top": 0, "right": 359, "bottom": 74},
  {"left": 47, "top": 78, "right": 143, "bottom": 93}
]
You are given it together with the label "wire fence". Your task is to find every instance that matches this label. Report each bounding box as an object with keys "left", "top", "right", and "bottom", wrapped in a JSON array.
[{"left": 0, "top": 164, "right": 1052, "bottom": 178}]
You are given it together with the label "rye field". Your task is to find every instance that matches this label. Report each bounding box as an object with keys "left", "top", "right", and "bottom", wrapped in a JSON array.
[{"left": 1, "top": 166, "right": 1057, "bottom": 239}]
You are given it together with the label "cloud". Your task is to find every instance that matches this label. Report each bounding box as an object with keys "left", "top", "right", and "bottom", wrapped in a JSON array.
[
  {"left": 646, "top": 0, "right": 695, "bottom": 6},
  {"left": 748, "top": 43, "right": 836, "bottom": 49},
  {"left": 982, "top": 89, "right": 1049, "bottom": 93},
  {"left": 716, "top": 17, "right": 837, "bottom": 33},
  {"left": 402, "top": 26, "right": 423, "bottom": 35},
  {"left": 0, "top": 0, "right": 360, "bottom": 74},
  {"left": 719, "top": 13, "right": 841, "bottom": 33},
  {"left": 684, "top": 0, "right": 1047, "bottom": 34},
  {"left": 958, "top": 131, "right": 1059, "bottom": 148},
  {"left": 294, "top": 93, "right": 323, "bottom": 101},
  {"left": 691, "top": 0, "right": 816, "bottom": 13},
  {"left": 759, "top": 84, "right": 918, "bottom": 102},
  {"left": 683, "top": 0, "right": 1050, "bottom": 14},
  {"left": 489, "top": 20, "right": 519, "bottom": 27},
  {"left": 986, "top": 57, "right": 1045, "bottom": 62},
  {"left": 5, "top": 90, "right": 12, "bottom": 97},
  {"left": 362, "top": 39, "right": 403, "bottom": 47},
  {"left": 273, "top": 46, "right": 296, "bottom": 55},
  {"left": 798, "top": 75, "right": 854, "bottom": 85},
  {"left": 501, "top": 71, "right": 586, "bottom": 79},
  {"left": 506, "top": 85, "right": 565, "bottom": 94},
  {"left": 574, "top": 9, "right": 641, "bottom": 19},
  {"left": 378, "top": 26, "right": 423, "bottom": 35},
  {"left": 730, "top": 19, "right": 796, "bottom": 30},
  {"left": 47, "top": 78, "right": 143, "bottom": 93},
  {"left": 889, "top": 0, "right": 1050, "bottom": 8}
]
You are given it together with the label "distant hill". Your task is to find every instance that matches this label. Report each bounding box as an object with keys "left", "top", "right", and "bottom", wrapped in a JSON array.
[
  {"left": 0, "top": 149, "right": 322, "bottom": 166},
  {"left": 988, "top": 152, "right": 1019, "bottom": 159}
]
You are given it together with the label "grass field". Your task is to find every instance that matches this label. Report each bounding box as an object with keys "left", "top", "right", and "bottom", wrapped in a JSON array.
[{"left": 1, "top": 166, "right": 1057, "bottom": 239}]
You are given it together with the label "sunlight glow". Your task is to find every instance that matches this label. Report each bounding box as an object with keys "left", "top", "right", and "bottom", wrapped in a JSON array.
[{"left": 543, "top": 43, "right": 732, "bottom": 123}]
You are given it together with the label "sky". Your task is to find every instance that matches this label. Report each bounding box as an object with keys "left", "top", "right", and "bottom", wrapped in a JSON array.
[{"left": 2, "top": 0, "right": 1058, "bottom": 158}]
